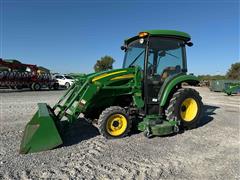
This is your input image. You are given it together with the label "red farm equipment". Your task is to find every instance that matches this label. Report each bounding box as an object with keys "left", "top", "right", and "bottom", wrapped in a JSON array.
[{"left": 0, "top": 58, "right": 59, "bottom": 90}]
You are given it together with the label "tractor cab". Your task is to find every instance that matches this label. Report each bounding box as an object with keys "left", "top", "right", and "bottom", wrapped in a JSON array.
[{"left": 123, "top": 30, "right": 193, "bottom": 114}]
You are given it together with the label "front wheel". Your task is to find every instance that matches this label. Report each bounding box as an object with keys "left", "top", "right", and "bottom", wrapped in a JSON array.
[
  {"left": 165, "top": 88, "right": 203, "bottom": 129},
  {"left": 98, "top": 106, "right": 132, "bottom": 139}
]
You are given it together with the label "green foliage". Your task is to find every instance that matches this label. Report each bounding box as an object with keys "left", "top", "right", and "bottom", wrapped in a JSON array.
[
  {"left": 198, "top": 74, "right": 226, "bottom": 81},
  {"left": 198, "top": 62, "right": 240, "bottom": 81},
  {"left": 226, "top": 62, "right": 240, "bottom": 80},
  {"left": 68, "top": 73, "right": 86, "bottom": 78},
  {"left": 94, "top": 56, "right": 115, "bottom": 72}
]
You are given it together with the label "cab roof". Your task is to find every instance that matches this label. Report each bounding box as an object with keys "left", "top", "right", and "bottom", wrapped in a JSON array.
[{"left": 125, "top": 30, "right": 191, "bottom": 45}]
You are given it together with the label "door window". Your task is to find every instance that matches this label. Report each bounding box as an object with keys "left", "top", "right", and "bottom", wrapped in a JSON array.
[{"left": 148, "top": 37, "right": 184, "bottom": 80}]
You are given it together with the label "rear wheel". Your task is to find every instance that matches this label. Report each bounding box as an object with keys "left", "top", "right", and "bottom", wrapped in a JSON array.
[
  {"left": 165, "top": 88, "right": 203, "bottom": 129},
  {"left": 31, "top": 83, "right": 41, "bottom": 91},
  {"left": 98, "top": 106, "right": 132, "bottom": 139}
]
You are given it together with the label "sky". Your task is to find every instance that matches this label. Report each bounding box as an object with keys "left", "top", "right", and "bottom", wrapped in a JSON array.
[{"left": 0, "top": 0, "right": 239, "bottom": 75}]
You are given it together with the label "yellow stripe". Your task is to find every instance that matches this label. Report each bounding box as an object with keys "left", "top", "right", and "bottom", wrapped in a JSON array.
[
  {"left": 111, "top": 74, "right": 134, "bottom": 80},
  {"left": 92, "top": 70, "right": 127, "bottom": 82}
]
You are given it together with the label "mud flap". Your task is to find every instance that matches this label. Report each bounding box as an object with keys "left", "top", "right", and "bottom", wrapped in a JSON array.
[{"left": 20, "top": 103, "right": 63, "bottom": 154}]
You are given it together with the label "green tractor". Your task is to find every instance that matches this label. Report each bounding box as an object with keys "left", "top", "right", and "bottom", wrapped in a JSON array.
[
  {"left": 224, "top": 83, "right": 240, "bottom": 95},
  {"left": 20, "top": 30, "right": 203, "bottom": 154}
]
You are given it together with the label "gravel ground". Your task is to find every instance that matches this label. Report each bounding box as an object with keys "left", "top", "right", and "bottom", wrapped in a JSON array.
[{"left": 0, "top": 87, "right": 239, "bottom": 179}]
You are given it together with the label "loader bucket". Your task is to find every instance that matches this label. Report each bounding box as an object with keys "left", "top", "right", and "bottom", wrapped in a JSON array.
[{"left": 20, "top": 103, "right": 63, "bottom": 154}]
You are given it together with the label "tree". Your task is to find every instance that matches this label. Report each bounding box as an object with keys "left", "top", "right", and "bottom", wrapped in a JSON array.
[
  {"left": 198, "top": 74, "right": 226, "bottom": 81},
  {"left": 94, "top": 56, "right": 115, "bottom": 72},
  {"left": 226, "top": 62, "right": 240, "bottom": 80}
]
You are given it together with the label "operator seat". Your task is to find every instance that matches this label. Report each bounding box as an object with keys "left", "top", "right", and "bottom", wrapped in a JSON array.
[{"left": 161, "top": 65, "right": 181, "bottom": 81}]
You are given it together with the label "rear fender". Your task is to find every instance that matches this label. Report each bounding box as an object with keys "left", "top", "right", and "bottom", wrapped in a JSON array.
[{"left": 158, "top": 73, "right": 200, "bottom": 107}]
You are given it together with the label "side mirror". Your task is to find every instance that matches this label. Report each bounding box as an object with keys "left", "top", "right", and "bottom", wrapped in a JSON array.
[
  {"left": 186, "top": 42, "right": 193, "bottom": 47},
  {"left": 121, "top": 46, "right": 127, "bottom": 51}
]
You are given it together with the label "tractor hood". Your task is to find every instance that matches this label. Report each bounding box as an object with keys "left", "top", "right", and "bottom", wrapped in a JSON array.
[{"left": 86, "top": 67, "right": 137, "bottom": 85}]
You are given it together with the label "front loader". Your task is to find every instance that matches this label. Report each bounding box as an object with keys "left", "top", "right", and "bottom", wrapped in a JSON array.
[{"left": 20, "top": 30, "right": 203, "bottom": 154}]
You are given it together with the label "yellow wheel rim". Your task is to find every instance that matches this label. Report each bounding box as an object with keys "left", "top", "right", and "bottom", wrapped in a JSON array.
[
  {"left": 180, "top": 98, "right": 198, "bottom": 122},
  {"left": 106, "top": 114, "right": 128, "bottom": 136}
]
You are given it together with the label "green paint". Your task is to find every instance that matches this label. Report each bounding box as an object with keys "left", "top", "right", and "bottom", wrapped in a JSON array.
[
  {"left": 144, "top": 30, "right": 191, "bottom": 39},
  {"left": 137, "top": 115, "right": 178, "bottom": 136},
  {"left": 151, "top": 121, "right": 177, "bottom": 136},
  {"left": 224, "top": 83, "right": 240, "bottom": 95},
  {"left": 20, "top": 103, "right": 63, "bottom": 154},
  {"left": 125, "top": 29, "right": 191, "bottom": 45},
  {"left": 159, "top": 74, "right": 199, "bottom": 106},
  {"left": 20, "top": 30, "right": 200, "bottom": 154}
]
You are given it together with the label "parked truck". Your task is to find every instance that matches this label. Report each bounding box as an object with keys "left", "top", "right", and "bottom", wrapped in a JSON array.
[{"left": 0, "top": 59, "right": 59, "bottom": 90}]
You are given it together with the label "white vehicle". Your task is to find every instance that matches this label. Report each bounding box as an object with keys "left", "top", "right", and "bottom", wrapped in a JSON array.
[{"left": 54, "top": 74, "right": 75, "bottom": 89}]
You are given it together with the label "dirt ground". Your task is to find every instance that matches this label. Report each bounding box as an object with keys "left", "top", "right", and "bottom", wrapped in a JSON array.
[{"left": 0, "top": 87, "right": 239, "bottom": 179}]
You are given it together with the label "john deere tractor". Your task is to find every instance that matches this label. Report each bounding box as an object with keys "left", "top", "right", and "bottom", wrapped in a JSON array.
[{"left": 20, "top": 30, "right": 203, "bottom": 154}]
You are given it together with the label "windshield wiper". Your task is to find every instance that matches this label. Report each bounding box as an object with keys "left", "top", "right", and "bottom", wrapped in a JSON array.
[{"left": 128, "top": 50, "right": 145, "bottom": 67}]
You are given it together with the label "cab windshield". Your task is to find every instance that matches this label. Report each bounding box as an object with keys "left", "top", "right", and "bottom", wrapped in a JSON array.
[{"left": 123, "top": 38, "right": 146, "bottom": 69}]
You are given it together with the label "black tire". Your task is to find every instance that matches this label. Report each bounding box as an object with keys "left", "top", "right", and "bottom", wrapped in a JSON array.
[
  {"left": 53, "top": 83, "right": 59, "bottom": 90},
  {"left": 98, "top": 106, "right": 132, "bottom": 139},
  {"left": 165, "top": 88, "right": 203, "bottom": 129},
  {"left": 65, "top": 82, "right": 70, "bottom": 89},
  {"left": 31, "top": 83, "right": 41, "bottom": 91}
]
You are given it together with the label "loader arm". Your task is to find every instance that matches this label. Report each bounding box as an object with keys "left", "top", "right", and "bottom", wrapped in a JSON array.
[{"left": 53, "top": 67, "right": 142, "bottom": 123}]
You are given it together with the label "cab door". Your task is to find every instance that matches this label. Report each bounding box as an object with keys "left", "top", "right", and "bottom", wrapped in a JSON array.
[{"left": 145, "top": 37, "right": 185, "bottom": 114}]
